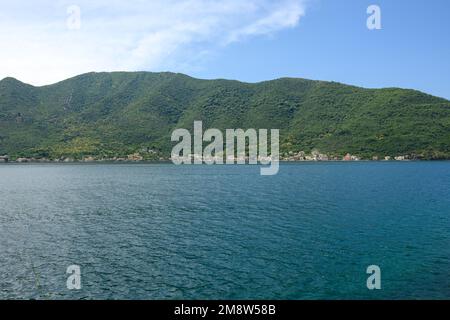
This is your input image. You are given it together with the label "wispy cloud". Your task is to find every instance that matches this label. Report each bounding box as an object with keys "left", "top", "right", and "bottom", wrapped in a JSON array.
[{"left": 0, "top": 0, "right": 307, "bottom": 85}]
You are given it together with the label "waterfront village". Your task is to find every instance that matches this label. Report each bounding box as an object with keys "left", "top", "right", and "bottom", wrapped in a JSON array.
[{"left": 0, "top": 150, "right": 415, "bottom": 163}]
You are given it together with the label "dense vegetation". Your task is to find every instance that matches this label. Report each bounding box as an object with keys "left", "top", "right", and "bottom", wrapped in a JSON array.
[{"left": 0, "top": 72, "right": 449, "bottom": 160}]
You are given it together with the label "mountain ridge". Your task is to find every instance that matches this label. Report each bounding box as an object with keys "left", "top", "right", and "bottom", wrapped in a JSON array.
[
  {"left": 1, "top": 71, "right": 449, "bottom": 160},
  {"left": 3, "top": 72, "right": 445, "bottom": 96}
]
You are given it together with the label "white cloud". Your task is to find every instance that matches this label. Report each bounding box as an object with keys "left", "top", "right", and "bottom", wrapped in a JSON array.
[{"left": 0, "top": 0, "right": 307, "bottom": 85}]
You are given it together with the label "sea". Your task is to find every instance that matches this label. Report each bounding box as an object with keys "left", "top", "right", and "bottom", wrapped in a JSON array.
[{"left": 0, "top": 162, "right": 449, "bottom": 299}]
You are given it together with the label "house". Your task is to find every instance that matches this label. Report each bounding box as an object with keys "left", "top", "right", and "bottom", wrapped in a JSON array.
[
  {"left": 343, "top": 153, "right": 352, "bottom": 161},
  {"left": 395, "top": 155, "right": 407, "bottom": 161}
]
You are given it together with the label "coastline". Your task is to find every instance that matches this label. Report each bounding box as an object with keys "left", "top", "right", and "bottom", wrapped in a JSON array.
[{"left": 1, "top": 159, "right": 449, "bottom": 165}]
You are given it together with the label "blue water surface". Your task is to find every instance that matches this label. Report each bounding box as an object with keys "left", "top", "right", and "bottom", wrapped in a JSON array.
[{"left": 0, "top": 162, "right": 449, "bottom": 299}]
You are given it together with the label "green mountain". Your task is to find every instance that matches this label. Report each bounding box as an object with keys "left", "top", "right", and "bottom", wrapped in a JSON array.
[{"left": 1, "top": 72, "right": 449, "bottom": 160}]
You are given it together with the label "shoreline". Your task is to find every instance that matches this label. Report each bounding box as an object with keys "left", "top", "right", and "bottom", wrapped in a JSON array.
[{"left": 1, "top": 159, "right": 450, "bottom": 165}]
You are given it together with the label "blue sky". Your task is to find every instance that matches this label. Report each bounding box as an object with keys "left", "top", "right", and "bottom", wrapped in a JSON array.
[
  {"left": 196, "top": 0, "right": 450, "bottom": 99},
  {"left": 0, "top": 0, "right": 449, "bottom": 99}
]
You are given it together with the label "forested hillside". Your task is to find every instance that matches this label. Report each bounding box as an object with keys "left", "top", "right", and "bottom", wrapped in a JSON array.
[{"left": 1, "top": 72, "right": 449, "bottom": 160}]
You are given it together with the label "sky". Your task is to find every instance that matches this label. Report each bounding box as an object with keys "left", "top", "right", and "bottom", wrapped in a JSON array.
[{"left": 0, "top": 0, "right": 449, "bottom": 99}]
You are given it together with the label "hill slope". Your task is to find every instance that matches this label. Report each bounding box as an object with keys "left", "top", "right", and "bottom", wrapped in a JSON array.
[{"left": 1, "top": 72, "right": 449, "bottom": 160}]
